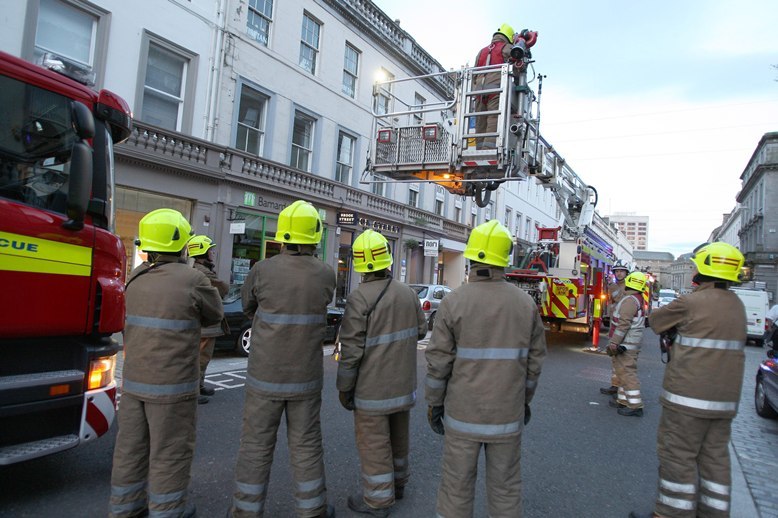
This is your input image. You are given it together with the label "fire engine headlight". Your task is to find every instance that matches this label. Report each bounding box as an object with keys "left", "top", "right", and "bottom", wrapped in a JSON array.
[{"left": 88, "top": 356, "right": 116, "bottom": 390}]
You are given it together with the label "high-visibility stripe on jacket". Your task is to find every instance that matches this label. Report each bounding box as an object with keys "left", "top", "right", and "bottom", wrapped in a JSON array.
[{"left": 608, "top": 292, "right": 645, "bottom": 347}]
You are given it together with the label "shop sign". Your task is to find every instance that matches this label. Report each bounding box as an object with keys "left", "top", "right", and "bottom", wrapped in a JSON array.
[
  {"left": 242, "top": 191, "right": 286, "bottom": 212},
  {"left": 338, "top": 210, "right": 358, "bottom": 225},
  {"left": 229, "top": 222, "right": 246, "bottom": 234},
  {"left": 358, "top": 217, "right": 400, "bottom": 234},
  {"left": 424, "top": 239, "right": 439, "bottom": 257}
]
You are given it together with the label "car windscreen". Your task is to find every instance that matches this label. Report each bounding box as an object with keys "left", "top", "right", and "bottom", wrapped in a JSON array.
[{"left": 411, "top": 285, "right": 429, "bottom": 298}]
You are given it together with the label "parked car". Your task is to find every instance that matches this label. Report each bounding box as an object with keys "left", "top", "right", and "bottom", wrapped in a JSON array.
[
  {"left": 216, "top": 285, "right": 345, "bottom": 356},
  {"left": 755, "top": 348, "right": 778, "bottom": 419},
  {"left": 410, "top": 284, "right": 451, "bottom": 330}
]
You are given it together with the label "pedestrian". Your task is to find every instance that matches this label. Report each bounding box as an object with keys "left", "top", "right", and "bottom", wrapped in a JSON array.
[
  {"left": 763, "top": 303, "right": 778, "bottom": 348},
  {"left": 630, "top": 242, "right": 746, "bottom": 518},
  {"left": 187, "top": 235, "right": 230, "bottom": 404},
  {"left": 425, "top": 220, "right": 547, "bottom": 518},
  {"left": 473, "top": 23, "right": 517, "bottom": 150},
  {"left": 606, "top": 271, "right": 648, "bottom": 417},
  {"left": 109, "top": 208, "right": 224, "bottom": 518},
  {"left": 600, "top": 261, "right": 629, "bottom": 394},
  {"left": 230, "top": 200, "right": 336, "bottom": 518},
  {"left": 336, "top": 230, "right": 428, "bottom": 517}
]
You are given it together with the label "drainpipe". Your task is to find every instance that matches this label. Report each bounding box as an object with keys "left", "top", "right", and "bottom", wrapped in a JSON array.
[{"left": 204, "top": 0, "right": 227, "bottom": 142}]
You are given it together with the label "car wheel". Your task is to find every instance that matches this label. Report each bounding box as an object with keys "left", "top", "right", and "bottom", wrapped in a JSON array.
[
  {"left": 428, "top": 312, "right": 436, "bottom": 331},
  {"left": 752, "top": 338, "right": 764, "bottom": 348},
  {"left": 755, "top": 374, "right": 778, "bottom": 419},
  {"left": 236, "top": 325, "right": 251, "bottom": 357}
]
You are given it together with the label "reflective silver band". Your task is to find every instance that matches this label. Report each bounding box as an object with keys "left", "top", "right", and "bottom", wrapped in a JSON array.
[
  {"left": 150, "top": 508, "right": 186, "bottom": 518},
  {"left": 445, "top": 415, "right": 520, "bottom": 436},
  {"left": 236, "top": 481, "right": 265, "bottom": 495},
  {"left": 366, "top": 327, "right": 418, "bottom": 347},
  {"left": 296, "top": 494, "right": 325, "bottom": 510},
  {"left": 126, "top": 315, "right": 199, "bottom": 331},
  {"left": 362, "top": 472, "right": 394, "bottom": 485},
  {"left": 658, "top": 493, "right": 696, "bottom": 510},
  {"left": 456, "top": 347, "right": 529, "bottom": 360},
  {"left": 627, "top": 398, "right": 642, "bottom": 404},
  {"left": 123, "top": 379, "right": 198, "bottom": 396},
  {"left": 622, "top": 344, "right": 640, "bottom": 350},
  {"left": 676, "top": 334, "right": 743, "bottom": 351},
  {"left": 700, "top": 478, "right": 730, "bottom": 495},
  {"left": 625, "top": 389, "right": 640, "bottom": 396},
  {"left": 296, "top": 478, "right": 324, "bottom": 493},
  {"left": 149, "top": 489, "right": 186, "bottom": 504},
  {"left": 258, "top": 310, "right": 325, "bottom": 325},
  {"left": 233, "top": 497, "right": 263, "bottom": 513},
  {"left": 365, "top": 487, "right": 393, "bottom": 499},
  {"left": 699, "top": 494, "right": 729, "bottom": 511},
  {"left": 526, "top": 379, "right": 538, "bottom": 390},
  {"left": 111, "top": 481, "right": 147, "bottom": 496},
  {"left": 425, "top": 376, "right": 447, "bottom": 389},
  {"left": 662, "top": 389, "right": 737, "bottom": 412},
  {"left": 247, "top": 373, "right": 322, "bottom": 394},
  {"left": 355, "top": 391, "right": 416, "bottom": 411},
  {"left": 660, "top": 478, "right": 696, "bottom": 494},
  {"left": 110, "top": 500, "right": 147, "bottom": 515}
]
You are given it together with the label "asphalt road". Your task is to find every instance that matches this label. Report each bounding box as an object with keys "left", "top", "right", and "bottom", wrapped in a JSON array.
[{"left": 0, "top": 330, "right": 700, "bottom": 517}]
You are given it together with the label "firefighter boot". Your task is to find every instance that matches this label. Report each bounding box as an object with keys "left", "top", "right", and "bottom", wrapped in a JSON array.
[
  {"left": 347, "top": 495, "right": 390, "bottom": 517},
  {"left": 608, "top": 399, "right": 625, "bottom": 408},
  {"left": 600, "top": 385, "right": 618, "bottom": 395},
  {"left": 618, "top": 407, "right": 643, "bottom": 417},
  {"left": 394, "top": 485, "right": 404, "bottom": 500},
  {"left": 197, "top": 395, "right": 209, "bottom": 405},
  {"left": 200, "top": 384, "right": 215, "bottom": 396},
  {"left": 318, "top": 504, "right": 336, "bottom": 517}
]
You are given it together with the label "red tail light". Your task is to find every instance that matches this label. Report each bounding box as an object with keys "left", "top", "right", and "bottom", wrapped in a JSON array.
[{"left": 422, "top": 301, "right": 431, "bottom": 311}]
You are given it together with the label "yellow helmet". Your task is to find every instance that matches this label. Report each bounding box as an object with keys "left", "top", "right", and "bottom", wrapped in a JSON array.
[
  {"left": 187, "top": 235, "right": 215, "bottom": 258},
  {"left": 464, "top": 220, "right": 513, "bottom": 268},
  {"left": 690, "top": 242, "right": 744, "bottom": 282},
  {"left": 136, "top": 208, "right": 193, "bottom": 253},
  {"left": 495, "top": 23, "right": 515, "bottom": 43},
  {"left": 624, "top": 271, "right": 648, "bottom": 292},
  {"left": 275, "top": 200, "right": 323, "bottom": 245},
  {"left": 352, "top": 229, "right": 393, "bottom": 273}
]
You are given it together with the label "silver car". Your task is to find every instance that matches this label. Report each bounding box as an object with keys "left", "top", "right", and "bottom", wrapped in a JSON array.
[{"left": 410, "top": 284, "right": 452, "bottom": 330}]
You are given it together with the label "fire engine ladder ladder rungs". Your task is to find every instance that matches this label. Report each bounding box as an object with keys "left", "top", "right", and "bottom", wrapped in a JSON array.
[{"left": 458, "top": 64, "right": 511, "bottom": 160}]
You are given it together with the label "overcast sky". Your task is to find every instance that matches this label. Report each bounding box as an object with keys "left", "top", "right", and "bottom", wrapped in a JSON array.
[{"left": 372, "top": 0, "right": 778, "bottom": 258}]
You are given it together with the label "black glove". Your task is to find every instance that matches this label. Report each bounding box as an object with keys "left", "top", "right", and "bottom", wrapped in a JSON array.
[
  {"left": 428, "top": 405, "right": 445, "bottom": 435},
  {"left": 524, "top": 403, "right": 531, "bottom": 425},
  {"left": 338, "top": 390, "right": 355, "bottom": 411}
]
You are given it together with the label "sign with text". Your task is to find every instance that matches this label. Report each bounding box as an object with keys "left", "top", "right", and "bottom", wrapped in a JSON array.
[
  {"left": 229, "top": 222, "right": 246, "bottom": 234},
  {"left": 338, "top": 210, "right": 358, "bottom": 225},
  {"left": 424, "top": 239, "right": 439, "bottom": 257}
]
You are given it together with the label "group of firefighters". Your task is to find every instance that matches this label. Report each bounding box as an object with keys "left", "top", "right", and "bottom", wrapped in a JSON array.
[{"left": 105, "top": 22, "right": 752, "bottom": 518}]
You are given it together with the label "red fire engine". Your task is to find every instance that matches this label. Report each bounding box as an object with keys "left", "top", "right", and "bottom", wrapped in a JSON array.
[{"left": 0, "top": 51, "right": 132, "bottom": 464}]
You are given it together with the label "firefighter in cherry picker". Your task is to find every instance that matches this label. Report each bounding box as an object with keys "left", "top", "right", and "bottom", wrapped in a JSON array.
[
  {"left": 187, "top": 235, "right": 230, "bottom": 404},
  {"left": 600, "top": 261, "right": 629, "bottom": 395},
  {"left": 606, "top": 271, "right": 648, "bottom": 417},
  {"left": 336, "top": 229, "right": 427, "bottom": 517},
  {"left": 425, "top": 220, "right": 547, "bottom": 517},
  {"left": 231, "top": 200, "right": 336, "bottom": 518},
  {"left": 630, "top": 242, "right": 747, "bottom": 518},
  {"left": 109, "top": 209, "right": 224, "bottom": 518}
]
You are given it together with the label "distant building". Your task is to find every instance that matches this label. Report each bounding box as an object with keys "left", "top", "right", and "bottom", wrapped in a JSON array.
[
  {"left": 606, "top": 213, "right": 649, "bottom": 250},
  {"left": 633, "top": 250, "right": 674, "bottom": 289},
  {"left": 669, "top": 253, "right": 696, "bottom": 294},
  {"left": 709, "top": 207, "right": 742, "bottom": 248},
  {"left": 736, "top": 132, "right": 778, "bottom": 302}
]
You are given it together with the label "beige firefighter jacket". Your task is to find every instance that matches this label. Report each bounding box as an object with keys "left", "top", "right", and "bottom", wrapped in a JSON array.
[
  {"left": 649, "top": 282, "right": 746, "bottom": 419},
  {"left": 608, "top": 292, "right": 645, "bottom": 350},
  {"left": 336, "top": 273, "right": 427, "bottom": 416},
  {"left": 241, "top": 248, "right": 336, "bottom": 400},
  {"left": 122, "top": 255, "right": 224, "bottom": 403},
  {"left": 607, "top": 279, "right": 626, "bottom": 318},
  {"left": 473, "top": 34, "right": 514, "bottom": 91},
  {"left": 425, "top": 265, "right": 547, "bottom": 442},
  {"left": 194, "top": 261, "right": 229, "bottom": 338}
]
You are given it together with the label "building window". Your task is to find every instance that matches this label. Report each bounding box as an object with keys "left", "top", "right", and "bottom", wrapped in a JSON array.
[
  {"left": 454, "top": 206, "right": 462, "bottom": 223},
  {"left": 291, "top": 111, "right": 315, "bottom": 172},
  {"left": 335, "top": 132, "right": 355, "bottom": 183},
  {"left": 435, "top": 199, "right": 444, "bottom": 216},
  {"left": 515, "top": 213, "right": 522, "bottom": 237},
  {"left": 140, "top": 41, "right": 190, "bottom": 131},
  {"left": 525, "top": 217, "right": 532, "bottom": 240},
  {"left": 247, "top": 0, "right": 273, "bottom": 45},
  {"left": 375, "top": 68, "right": 394, "bottom": 115},
  {"left": 236, "top": 85, "right": 266, "bottom": 155},
  {"left": 372, "top": 174, "right": 386, "bottom": 196},
  {"left": 485, "top": 202, "right": 493, "bottom": 221},
  {"left": 299, "top": 13, "right": 321, "bottom": 74},
  {"left": 342, "top": 43, "right": 359, "bottom": 98},
  {"left": 505, "top": 208, "right": 512, "bottom": 230},
  {"left": 413, "top": 92, "right": 425, "bottom": 123},
  {"left": 470, "top": 212, "right": 477, "bottom": 227},
  {"left": 408, "top": 185, "right": 419, "bottom": 208}
]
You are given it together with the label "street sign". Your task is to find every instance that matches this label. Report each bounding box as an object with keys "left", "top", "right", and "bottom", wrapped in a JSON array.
[
  {"left": 338, "top": 210, "right": 358, "bottom": 225},
  {"left": 424, "top": 239, "right": 439, "bottom": 257}
]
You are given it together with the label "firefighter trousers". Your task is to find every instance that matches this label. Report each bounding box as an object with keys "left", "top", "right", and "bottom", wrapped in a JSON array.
[
  {"left": 474, "top": 95, "right": 501, "bottom": 149},
  {"left": 109, "top": 393, "right": 197, "bottom": 518},
  {"left": 609, "top": 356, "right": 620, "bottom": 388},
  {"left": 199, "top": 337, "right": 216, "bottom": 387},
  {"left": 614, "top": 349, "right": 642, "bottom": 408},
  {"left": 353, "top": 409, "right": 410, "bottom": 508},
  {"left": 232, "top": 393, "right": 328, "bottom": 517},
  {"left": 436, "top": 433, "right": 523, "bottom": 518},
  {"left": 654, "top": 407, "right": 733, "bottom": 517}
]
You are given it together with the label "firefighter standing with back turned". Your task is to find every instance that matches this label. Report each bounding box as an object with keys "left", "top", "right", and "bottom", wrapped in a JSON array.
[
  {"left": 109, "top": 209, "right": 224, "bottom": 518},
  {"left": 336, "top": 229, "right": 427, "bottom": 517},
  {"left": 425, "top": 220, "right": 547, "bottom": 518},
  {"left": 600, "top": 262, "right": 629, "bottom": 394},
  {"left": 187, "top": 235, "right": 229, "bottom": 404},
  {"left": 606, "top": 271, "right": 647, "bottom": 417},
  {"left": 630, "top": 242, "right": 747, "bottom": 518},
  {"left": 473, "top": 23, "right": 516, "bottom": 150},
  {"left": 231, "top": 200, "right": 336, "bottom": 518}
]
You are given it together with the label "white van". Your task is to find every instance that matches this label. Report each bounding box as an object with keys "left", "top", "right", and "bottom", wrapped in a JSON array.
[{"left": 730, "top": 288, "right": 770, "bottom": 346}]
